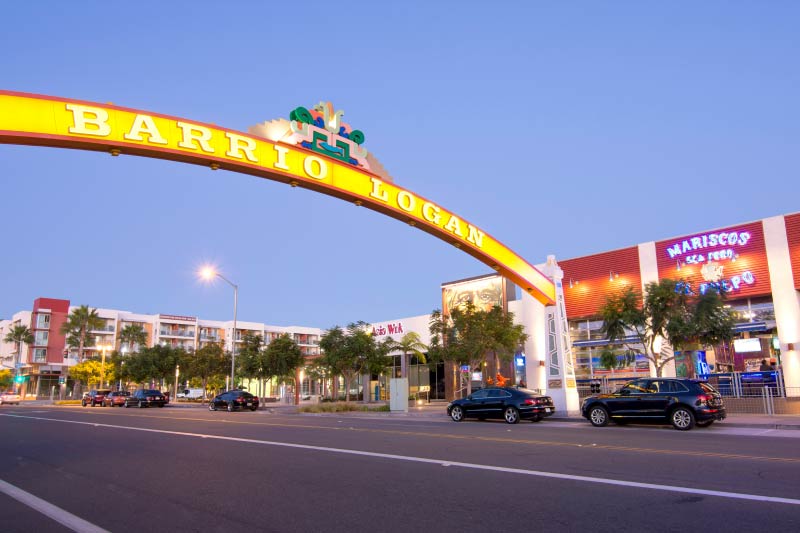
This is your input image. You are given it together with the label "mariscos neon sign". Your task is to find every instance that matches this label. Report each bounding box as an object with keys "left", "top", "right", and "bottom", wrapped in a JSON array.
[
  {"left": 666, "top": 227, "right": 758, "bottom": 294},
  {"left": 0, "top": 91, "right": 555, "bottom": 304},
  {"left": 666, "top": 230, "right": 751, "bottom": 264}
]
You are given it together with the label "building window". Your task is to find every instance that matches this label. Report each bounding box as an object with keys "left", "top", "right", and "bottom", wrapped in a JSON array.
[
  {"left": 36, "top": 313, "right": 51, "bottom": 329},
  {"left": 33, "top": 348, "right": 47, "bottom": 363},
  {"left": 34, "top": 331, "right": 49, "bottom": 346}
]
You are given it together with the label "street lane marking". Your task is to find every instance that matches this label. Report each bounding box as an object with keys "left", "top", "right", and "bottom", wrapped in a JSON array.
[
  {"left": 26, "top": 410, "right": 800, "bottom": 463},
  {"left": 4, "top": 413, "right": 800, "bottom": 506},
  {"left": 0, "top": 478, "right": 110, "bottom": 533}
]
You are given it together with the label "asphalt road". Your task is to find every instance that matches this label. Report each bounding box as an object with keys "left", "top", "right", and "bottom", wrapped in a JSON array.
[{"left": 1, "top": 404, "right": 799, "bottom": 532}]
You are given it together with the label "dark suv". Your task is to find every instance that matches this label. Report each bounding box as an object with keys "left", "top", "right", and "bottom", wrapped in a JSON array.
[
  {"left": 581, "top": 378, "right": 726, "bottom": 431},
  {"left": 125, "top": 389, "right": 166, "bottom": 408},
  {"left": 82, "top": 389, "right": 112, "bottom": 407}
]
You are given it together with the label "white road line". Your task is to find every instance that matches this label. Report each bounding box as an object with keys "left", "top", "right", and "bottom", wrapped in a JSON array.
[
  {"left": 4, "top": 413, "right": 800, "bottom": 506},
  {"left": 0, "top": 478, "right": 109, "bottom": 533}
]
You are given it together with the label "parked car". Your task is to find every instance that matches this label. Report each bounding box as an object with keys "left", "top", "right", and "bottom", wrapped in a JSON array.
[
  {"left": 125, "top": 389, "right": 166, "bottom": 408},
  {"left": 0, "top": 390, "right": 21, "bottom": 405},
  {"left": 581, "top": 378, "right": 726, "bottom": 431},
  {"left": 209, "top": 390, "right": 259, "bottom": 412},
  {"left": 447, "top": 387, "right": 555, "bottom": 424},
  {"left": 103, "top": 391, "right": 130, "bottom": 407},
  {"left": 82, "top": 389, "right": 112, "bottom": 407}
]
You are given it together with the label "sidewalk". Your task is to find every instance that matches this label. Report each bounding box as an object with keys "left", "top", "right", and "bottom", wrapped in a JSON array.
[{"left": 15, "top": 399, "right": 800, "bottom": 430}]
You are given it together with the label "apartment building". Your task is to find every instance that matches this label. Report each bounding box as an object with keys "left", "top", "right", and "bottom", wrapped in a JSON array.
[{"left": 0, "top": 297, "right": 322, "bottom": 396}]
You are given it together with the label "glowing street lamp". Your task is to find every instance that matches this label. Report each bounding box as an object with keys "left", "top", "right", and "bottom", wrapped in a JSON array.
[
  {"left": 96, "top": 337, "right": 113, "bottom": 388},
  {"left": 200, "top": 266, "right": 238, "bottom": 390}
]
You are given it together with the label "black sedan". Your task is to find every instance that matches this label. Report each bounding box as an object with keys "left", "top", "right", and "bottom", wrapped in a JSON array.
[
  {"left": 209, "top": 390, "right": 259, "bottom": 412},
  {"left": 447, "top": 387, "right": 555, "bottom": 424},
  {"left": 124, "top": 389, "right": 166, "bottom": 408},
  {"left": 581, "top": 378, "right": 726, "bottom": 430}
]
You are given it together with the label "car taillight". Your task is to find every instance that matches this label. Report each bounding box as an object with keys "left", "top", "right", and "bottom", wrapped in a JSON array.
[
  {"left": 523, "top": 399, "right": 540, "bottom": 406},
  {"left": 697, "top": 394, "right": 711, "bottom": 406}
]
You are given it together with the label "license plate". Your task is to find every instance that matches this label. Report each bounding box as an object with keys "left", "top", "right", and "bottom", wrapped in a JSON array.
[
  {"left": 545, "top": 408, "right": 552, "bottom": 413},
  {"left": 245, "top": 402, "right": 251, "bottom": 406}
]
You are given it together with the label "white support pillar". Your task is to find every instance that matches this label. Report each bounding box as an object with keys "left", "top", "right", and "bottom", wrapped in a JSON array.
[
  {"left": 763, "top": 216, "right": 800, "bottom": 393},
  {"left": 536, "top": 256, "right": 581, "bottom": 415}
]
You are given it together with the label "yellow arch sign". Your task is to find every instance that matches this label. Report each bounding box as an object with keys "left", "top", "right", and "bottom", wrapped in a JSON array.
[{"left": 0, "top": 91, "right": 555, "bottom": 304}]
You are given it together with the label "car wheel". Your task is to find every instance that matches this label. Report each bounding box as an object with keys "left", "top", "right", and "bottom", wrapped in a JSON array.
[
  {"left": 90, "top": 400, "right": 96, "bottom": 407},
  {"left": 82, "top": 400, "right": 87, "bottom": 407},
  {"left": 671, "top": 406, "right": 695, "bottom": 431},
  {"left": 450, "top": 406, "right": 464, "bottom": 422},
  {"left": 588, "top": 405, "right": 609, "bottom": 427},
  {"left": 209, "top": 403, "right": 217, "bottom": 411},
  {"left": 227, "top": 402, "right": 234, "bottom": 412},
  {"left": 696, "top": 420, "right": 714, "bottom": 428},
  {"left": 138, "top": 400, "right": 145, "bottom": 408},
  {"left": 530, "top": 415, "right": 542, "bottom": 423},
  {"left": 504, "top": 406, "right": 520, "bottom": 424},
  {"left": 125, "top": 402, "right": 130, "bottom": 408},
  {"left": 250, "top": 405, "right": 257, "bottom": 411}
]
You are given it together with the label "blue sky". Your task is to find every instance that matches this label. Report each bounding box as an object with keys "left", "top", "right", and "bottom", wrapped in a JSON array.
[{"left": 1, "top": 1, "right": 798, "bottom": 329}]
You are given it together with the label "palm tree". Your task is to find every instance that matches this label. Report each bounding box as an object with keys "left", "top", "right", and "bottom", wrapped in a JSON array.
[
  {"left": 59, "top": 305, "right": 105, "bottom": 362},
  {"left": 4, "top": 324, "right": 33, "bottom": 383},
  {"left": 119, "top": 323, "right": 148, "bottom": 353},
  {"left": 387, "top": 332, "right": 427, "bottom": 379}
]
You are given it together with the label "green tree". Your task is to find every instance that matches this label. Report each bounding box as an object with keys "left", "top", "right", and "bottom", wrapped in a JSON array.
[
  {"left": 320, "top": 323, "right": 382, "bottom": 402},
  {"left": 0, "top": 369, "right": 13, "bottom": 389},
  {"left": 319, "top": 326, "right": 350, "bottom": 400},
  {"left": 236, "top": 332, "right": 264, "bottom": 383},
  {"left": 59, "top": 305, "right": 104, "bottom": 362},
  {"left": 119, "top": 323, "right": 148, "bottom": 353},
  {"left": 124, "top": 345, "right": 186, "bottom": 389},
  {"left": 600, "top": 280, "right": 735, "bottom": 377},
  {"left": 187, "top": 342, "right": 227, "bottom": 401},
  {"left": 386, "top": 331, "right": 427, "bottom": 379},
  {"left": 264, "top": 334, "right": 305, "bottom": 402},
  {"left": 70, "top": 359, "right": 103, "bottom": 387},
  {"left": 428, "top": 302, "right": 527, "bottom": 396},
  {"left": 3, "top": 324, "right": 33, "bottom": 380}
]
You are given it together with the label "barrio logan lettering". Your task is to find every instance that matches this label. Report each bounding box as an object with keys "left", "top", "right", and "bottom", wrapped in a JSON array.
[
  {"left": 0, "top": 91, "right": 556, "bottom": 305},
  {"left": 64, "top": 103, "right": 485, "bottom": 249}
]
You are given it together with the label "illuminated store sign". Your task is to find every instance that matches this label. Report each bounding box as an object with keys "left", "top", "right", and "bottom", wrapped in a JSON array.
[
  {"left": 698, "top": 271, "right": 755, "bottom": 294},
  {"left": 0, "top": 91, "right": 555, "bottom": 305},
  {"left": 666, "top": 230, "right": 751, "bottom": 262},
  {"left": 372, "top": 322, "right": 405, "bottom": 337}
]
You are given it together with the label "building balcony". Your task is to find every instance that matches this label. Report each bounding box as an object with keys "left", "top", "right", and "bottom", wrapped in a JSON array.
[{"left": 159, "top": 330, "right": 195, "bottom": 338}]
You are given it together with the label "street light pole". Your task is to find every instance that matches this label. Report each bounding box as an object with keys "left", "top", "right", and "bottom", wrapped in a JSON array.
[
  {"left": 174, "top": 364, "right": 180, "bottom": 402},
  {"left": 97, "top": 338, "right": 112, "bottom": 389},
  {"left": 200, "top": 267, "right": 238, "bottom": 391}
]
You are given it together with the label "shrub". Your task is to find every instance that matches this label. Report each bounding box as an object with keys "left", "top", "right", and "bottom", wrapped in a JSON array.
[{"left": 298, "top": 402, "right": 389, "bottom": 413}]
